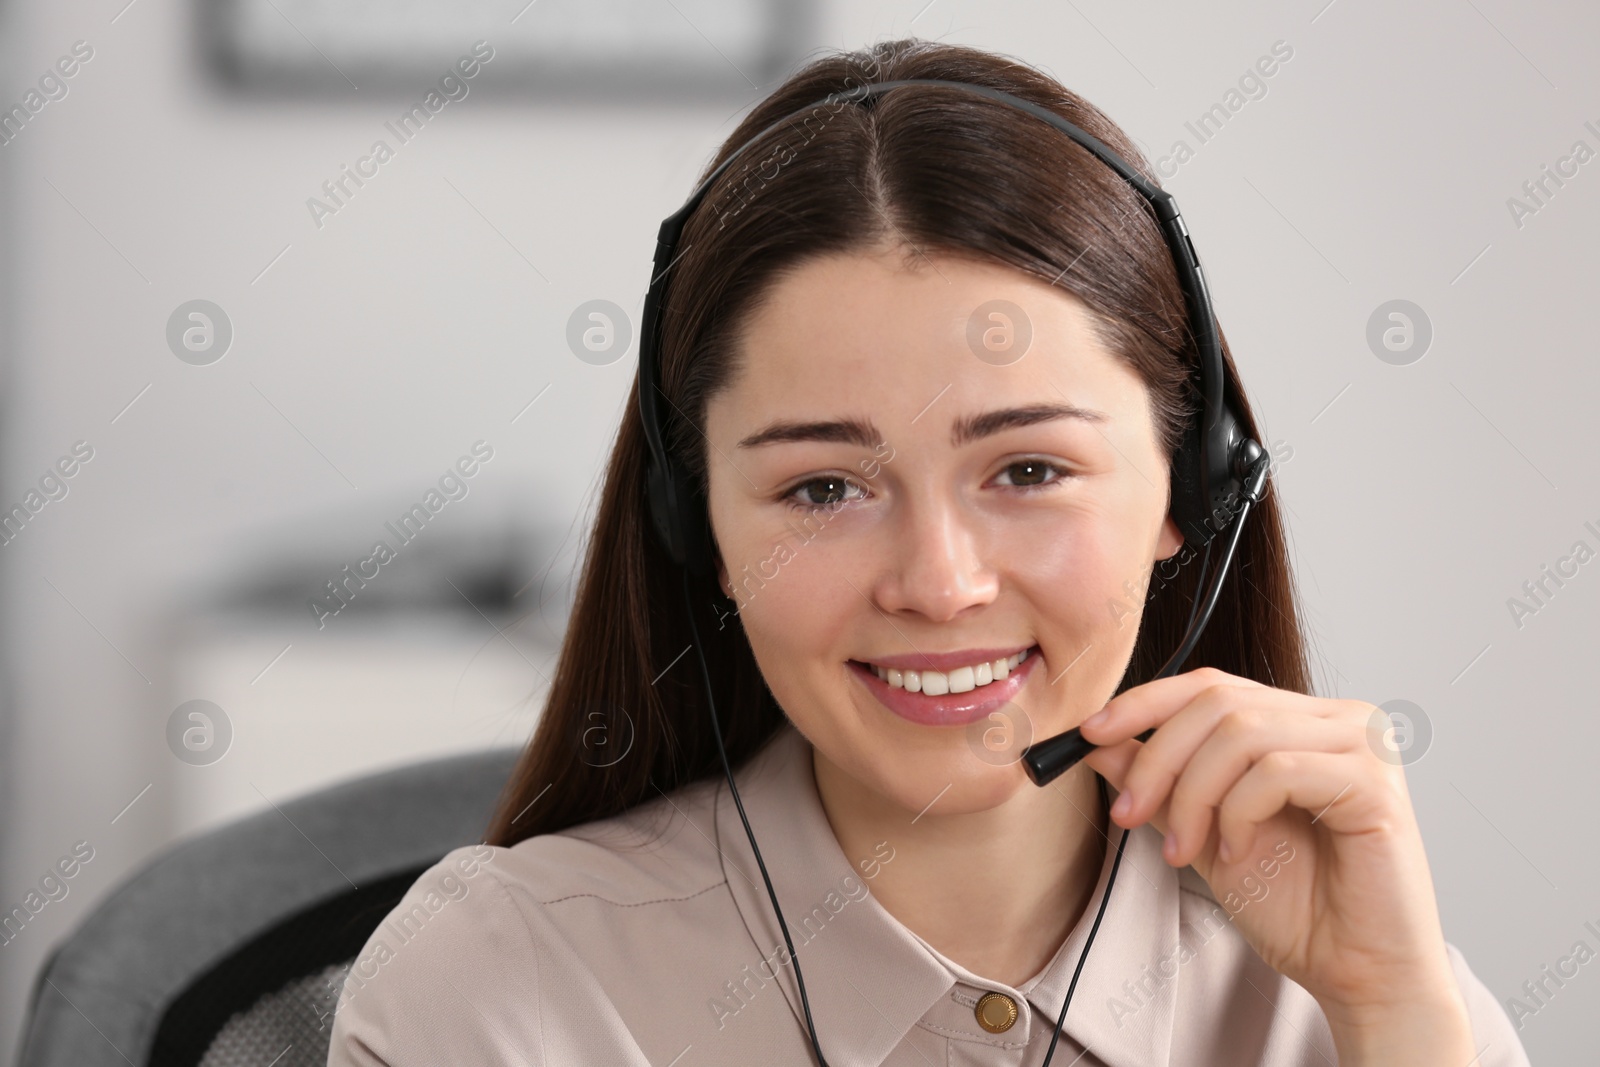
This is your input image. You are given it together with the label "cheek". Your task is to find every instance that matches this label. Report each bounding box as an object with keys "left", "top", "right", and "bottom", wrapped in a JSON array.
[
  {"left": 1001, "top": 503, "right": 1165, "bottom": 712},
  {"left": 1004, "top": 507, "right": 1156, "bottom": 628},
  {"left": 725, "top": 525, "right": 858, "bottom": 679},
  {"left": 716, "top": 511, "right": 844, "bottom": 703},
  {"left": 731, "top": 529, "right": 887, "bottom": 772}
]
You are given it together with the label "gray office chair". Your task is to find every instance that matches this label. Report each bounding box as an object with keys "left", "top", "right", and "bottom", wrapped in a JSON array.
[{"left": 15, "top": 747, "right": 521, "bottom": 1067}]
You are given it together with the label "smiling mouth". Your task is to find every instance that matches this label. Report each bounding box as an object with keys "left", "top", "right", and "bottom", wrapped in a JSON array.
[
  {"left": 856, "top": 648, "right": 1033, "bottom": 697},
  {"left": 846, "top": 645, "right": 1041, "bottom": 728}
]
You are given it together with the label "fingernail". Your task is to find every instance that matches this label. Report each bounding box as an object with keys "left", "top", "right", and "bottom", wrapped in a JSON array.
[
  {"left": 1082, "top": 708, "right": 1110, "bottom": 731},
  {"left": 1218, "top": 839, "right": 1233, "bottom": 863},
  {"left": 1163, "top": 832, "right": 1178, "bottom": 859},
  {"left": 1110, "top": 791, "right": 1132, "bottom": 820}
]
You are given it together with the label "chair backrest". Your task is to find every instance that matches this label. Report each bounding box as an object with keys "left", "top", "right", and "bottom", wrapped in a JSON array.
[{"left": 15, "top": 747, "right": 521, "bottom": 1067}]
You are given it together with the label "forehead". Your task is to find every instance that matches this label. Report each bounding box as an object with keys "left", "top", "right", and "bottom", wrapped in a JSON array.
[{"left": 719, "top": 247, "right": 1149, "bottom": 428}]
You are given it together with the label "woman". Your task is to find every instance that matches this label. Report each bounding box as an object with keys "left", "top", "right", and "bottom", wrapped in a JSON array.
[{"left": 327, "top": 39, "right": 1528, "bottom": 1066}]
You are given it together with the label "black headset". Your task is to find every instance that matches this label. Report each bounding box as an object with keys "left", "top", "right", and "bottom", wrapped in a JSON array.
[{"left": 634, "top": 77, "right": 1273, "bottom": 1067}]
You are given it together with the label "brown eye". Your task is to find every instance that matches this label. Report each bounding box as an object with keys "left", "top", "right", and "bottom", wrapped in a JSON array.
[
  {"left": 1000, "top": 460, "right": 1057, "bottom": 487},
  {"left": 790, "top": 477, "right": 864, "bottom": 508}
]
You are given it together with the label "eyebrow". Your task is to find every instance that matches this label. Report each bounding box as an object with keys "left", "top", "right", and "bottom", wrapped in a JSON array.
[
  {"left": 950, "top": 402, "right": 1108, "bottom": 446},
  {"left": 735, "top": 402, "right": 1108, "bottom": 450}
]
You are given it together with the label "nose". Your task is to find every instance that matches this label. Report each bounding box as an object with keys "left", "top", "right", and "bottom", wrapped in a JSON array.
[{"left": 870, "top": 492, "right": 999, "bottom": 623}]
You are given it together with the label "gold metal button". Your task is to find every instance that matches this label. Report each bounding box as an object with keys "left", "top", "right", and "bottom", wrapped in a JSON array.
[{"left": 975, "top": 991, "right": 1018, "bottom": 1033}]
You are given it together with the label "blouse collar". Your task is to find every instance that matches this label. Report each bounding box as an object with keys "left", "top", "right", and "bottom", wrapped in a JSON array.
[{"left": 712, "top": 722, "right": 1180, "bottom": 1067}]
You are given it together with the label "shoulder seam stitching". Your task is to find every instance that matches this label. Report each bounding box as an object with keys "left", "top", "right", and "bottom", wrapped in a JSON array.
[{"left": 537, "top": 879, "right": 728, "bottom": 909}]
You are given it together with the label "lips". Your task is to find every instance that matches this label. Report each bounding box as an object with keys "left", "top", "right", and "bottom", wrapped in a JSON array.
[
  {"left": 848, "top": 645, "right": 1041, "bottom": 727},
  {"left": 868, "top": 648, "right": 1031, "bottom": 696}
]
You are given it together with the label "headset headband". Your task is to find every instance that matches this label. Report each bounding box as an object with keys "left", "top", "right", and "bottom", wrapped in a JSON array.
[{"left": 637, "top": 77, "right": 1259, "bottom": 578}]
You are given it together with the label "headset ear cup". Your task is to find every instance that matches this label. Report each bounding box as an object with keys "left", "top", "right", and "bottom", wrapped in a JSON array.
[
  {"left": 1170, "top": 405, "right": 1255, "bottom": 547},
  {"left": 645, "top": 454, "right": 714, "bottom": 578},
  {"left": 646, "top": 459, "right": 686, "bottom": 567},
  {"left": 1168, "top": 416, "right": 1210, "bottom": 546},
  {"left": 677, "top": 472, "right": 713, "bottom": 579},
  {"left": 1203, "top": 409, "right": 1251, "bottom": 540}
]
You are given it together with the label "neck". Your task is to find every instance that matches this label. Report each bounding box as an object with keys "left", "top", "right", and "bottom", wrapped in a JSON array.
[{"left": 812, "top": 747, "right": 1108, "bottom": 987}]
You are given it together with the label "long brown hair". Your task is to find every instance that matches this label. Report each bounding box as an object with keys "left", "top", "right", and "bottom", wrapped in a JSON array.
[{"left": 486, "top": 38, "right": 1312, "bottom": 848}]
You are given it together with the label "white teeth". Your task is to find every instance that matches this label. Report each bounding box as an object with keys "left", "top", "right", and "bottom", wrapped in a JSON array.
[
  {"left": 947, "top": 666, "right": 974, "bottom": 693},
  {"left": 869, "top": 649, "right": 1033, "bottom": 695}
]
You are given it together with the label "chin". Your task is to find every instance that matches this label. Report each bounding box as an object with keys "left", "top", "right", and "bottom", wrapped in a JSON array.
[
  {"left": 781, "top": 653, "right": 1091, "bottom": 817},
  {"left": 843, "top": 729, "right": 1038, "bottom": 819}
]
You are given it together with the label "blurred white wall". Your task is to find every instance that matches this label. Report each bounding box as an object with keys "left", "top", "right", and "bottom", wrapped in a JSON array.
[{"left": 1, "top": 0, "right": 1597, "bottom": 1062}]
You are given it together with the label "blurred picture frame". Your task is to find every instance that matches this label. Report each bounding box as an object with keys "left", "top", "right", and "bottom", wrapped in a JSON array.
[{"left": 199, "top": 0, "right": 820, "bottom": 100}]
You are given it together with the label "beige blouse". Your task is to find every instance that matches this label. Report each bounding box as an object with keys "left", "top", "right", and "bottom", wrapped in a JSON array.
[{"left": 326, "top": 723, "right": 1529, "bottom": 1066}]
